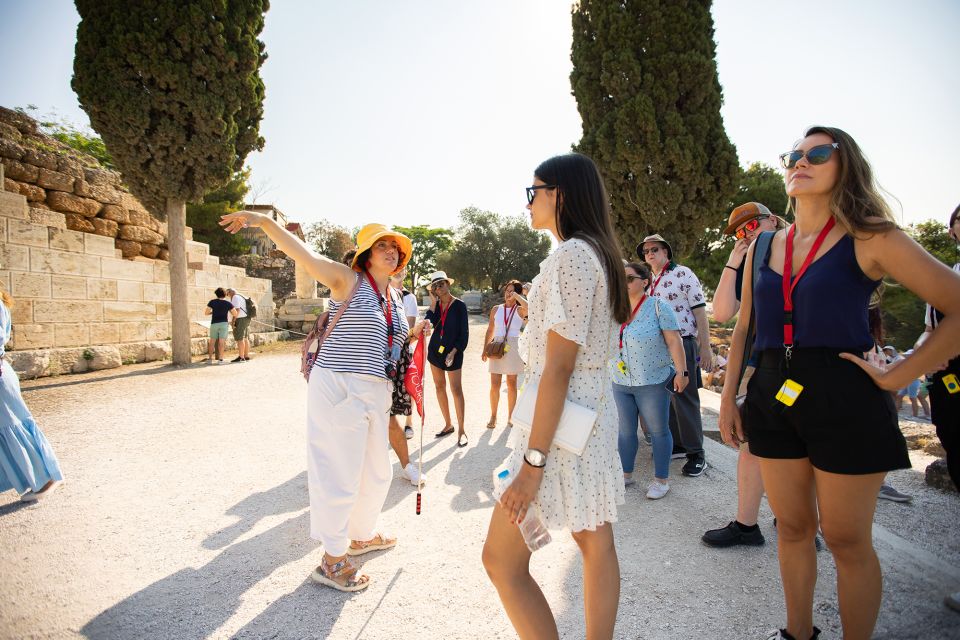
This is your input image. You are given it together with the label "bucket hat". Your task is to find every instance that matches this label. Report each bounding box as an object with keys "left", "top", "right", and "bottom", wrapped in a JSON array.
[
  {"left": 351, "top": 224, "right": 413, "bottom": 275},
  {"left": 637, "top": 234, "right": 672, "bottom": 261}
]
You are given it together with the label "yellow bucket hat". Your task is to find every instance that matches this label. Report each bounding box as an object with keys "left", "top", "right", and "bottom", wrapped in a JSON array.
[{"left": 351, "top": 223, "right": 413, "bottom": 275}]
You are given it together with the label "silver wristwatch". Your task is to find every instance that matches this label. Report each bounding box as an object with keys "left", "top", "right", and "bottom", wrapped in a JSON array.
[{"left": 523, "top": 448, "right": 547, "bottom": 468}]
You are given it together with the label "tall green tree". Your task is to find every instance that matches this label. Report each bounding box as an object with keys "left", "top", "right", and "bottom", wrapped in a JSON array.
[
  {"left": 437, "top": 208, "right": 551, "bottom": 291},
  {"left": 73, "top": 0, "right": 268, "bottom": 364},
  {"left": 394, "top": 225, "right": 454, "bottom": 290},
  {"left": 305, "top": 219, "right": 354, "bottom": 262},
  {"left": 571, "top": 0, "right": 740, "bottom": 257},
  {"left": 187, "top": 167, "right": 252, "bottom": 258}
]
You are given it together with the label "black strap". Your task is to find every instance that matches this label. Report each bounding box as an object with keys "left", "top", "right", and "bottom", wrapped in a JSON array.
[{"left": 737, "top": 231, "right": 775, "bottom": 386}]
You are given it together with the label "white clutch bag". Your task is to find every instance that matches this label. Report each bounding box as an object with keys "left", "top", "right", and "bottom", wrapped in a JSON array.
[{"left": 512, "top": 382, "right": 598, "bottom": 456}]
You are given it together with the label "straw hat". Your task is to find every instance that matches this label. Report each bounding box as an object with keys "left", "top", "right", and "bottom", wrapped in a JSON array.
[
  {"left": 351, "top": 223, "right": 413, "bottom": 275},
  {"left": 423, "top": 270, "right": 455, "bottom": 287}
]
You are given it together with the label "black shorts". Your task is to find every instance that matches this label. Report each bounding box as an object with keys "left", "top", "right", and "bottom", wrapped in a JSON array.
[{"left": 744, "top": 348, "right": 910, "bottom": 475}]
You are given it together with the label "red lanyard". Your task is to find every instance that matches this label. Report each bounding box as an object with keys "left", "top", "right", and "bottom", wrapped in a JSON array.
[
  {"left": 781, "top": 217, "right": 835, "bottom": 350},
  {"left": 619, "top": 295, "right": 647, "bottom": 349},
  {"left": 502, "top": 304, "right": 517, "bottom": 333},
  {"left": 438, "top": 299, "right": 451, "bottom": 338},
  {"left": 649, "top": 270, "right": 667, "bottom": 296},
  {"left": 365, "top": 271, "right": 394, "bottom": 349}
]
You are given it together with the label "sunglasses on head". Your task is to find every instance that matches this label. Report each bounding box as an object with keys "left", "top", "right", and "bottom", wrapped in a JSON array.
[
  {"left": 734, "top": 215, "right": 769, "bottom": 240},
  {"left": 779, "top": 142, "right": 839, "bottom": 169},
  {"left": 526, "top": 184, "right": 557, "bottom": 204}
]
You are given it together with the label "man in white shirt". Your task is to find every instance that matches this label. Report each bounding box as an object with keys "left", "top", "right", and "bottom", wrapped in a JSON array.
[{"left": 226, "top": 288, "right": 251, "bottom": 362}]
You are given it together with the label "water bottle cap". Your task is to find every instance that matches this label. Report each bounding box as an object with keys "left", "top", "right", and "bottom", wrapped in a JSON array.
[{"left": 497, "top": 469, "right": 510, "bottom": 480}]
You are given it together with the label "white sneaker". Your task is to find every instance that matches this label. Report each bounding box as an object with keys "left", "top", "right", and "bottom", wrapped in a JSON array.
[
  {"left": 645, "top": 481, "right": 670, "bottom": 500},
  {"left": 402, "top": 463, "right": 426, "bottom": 487}
]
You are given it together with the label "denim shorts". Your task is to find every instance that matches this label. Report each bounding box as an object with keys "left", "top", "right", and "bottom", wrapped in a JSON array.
[{"left": 209, "top": 322, "right": 229, "bottom": 340}]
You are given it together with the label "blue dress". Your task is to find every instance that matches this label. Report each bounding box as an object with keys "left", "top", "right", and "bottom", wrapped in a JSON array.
[{"left": 0, "top": 300, "right": 63, "bottom": 495}]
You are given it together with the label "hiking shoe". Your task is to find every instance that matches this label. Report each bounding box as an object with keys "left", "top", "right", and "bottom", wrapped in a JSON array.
[
  {"left": 404, "top": 426, "right": 414, "bottom": 440},
  {"left": 401, "top": 463, "right": 426, "bottom": 487},
  {"left": 682, "top": 455, "right": 706, "bottom": 477},
  {"left": 878, "top": 483, "right": 912, "bottom": 503},
  {"left": 702, "top": 521, "right": 765, "bottom": 547},
  {"left": 231, "top": 356, "right": 244, "bottom": 363},
  {"left": 765, "top": 627, "right": 820, "bottom": 640},
  {"left": 645, "top": 481, "right": 670, "bottom": 500}
]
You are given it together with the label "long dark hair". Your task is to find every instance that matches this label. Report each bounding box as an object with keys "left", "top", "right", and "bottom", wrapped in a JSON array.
[{"left": 534, "top": 153, "right": 630, "bottom": 323}]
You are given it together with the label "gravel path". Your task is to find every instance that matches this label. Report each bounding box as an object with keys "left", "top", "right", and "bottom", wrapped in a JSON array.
[{"left": 2, "top": 318, "right": 958, "bottom": 639}]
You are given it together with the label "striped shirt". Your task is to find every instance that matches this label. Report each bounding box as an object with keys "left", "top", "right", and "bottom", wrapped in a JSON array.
[{"left": 315, "top": 275, "right": 409, "bottom": 380}]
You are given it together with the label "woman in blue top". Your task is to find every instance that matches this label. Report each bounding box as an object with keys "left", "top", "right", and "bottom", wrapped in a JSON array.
[
  {"left": 719, "top": 126, "right": 960, "bottom": 640},
  {"left": 611, "top": 261, "right": 688, "bottom": 499},
  {"left": 0, "top": 285, "right": 63, "bottom": 502}
]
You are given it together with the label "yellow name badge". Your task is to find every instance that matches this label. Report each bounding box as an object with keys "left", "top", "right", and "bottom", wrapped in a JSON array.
[
  {"left": 944, "top": 373, "right": 960, "bottom": 394},
  {"left": 775, "top": 379, "right": 804, "bottom": 406},
  {"left": 438, "top": 345, "right": 445, "bottom": 354}
]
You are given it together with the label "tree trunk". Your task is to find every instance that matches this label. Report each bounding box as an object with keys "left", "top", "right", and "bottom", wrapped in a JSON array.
[{"left": 167, "top": 198, "right": 192, "bottom": 365}]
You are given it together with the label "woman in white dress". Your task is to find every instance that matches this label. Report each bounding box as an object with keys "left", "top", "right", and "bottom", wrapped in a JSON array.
[
  {"left": 481, "top": 279, "right": 526, "bottom": 429},
  {"left": 482, "top": 153, "right": 630, "bottom": 640}
]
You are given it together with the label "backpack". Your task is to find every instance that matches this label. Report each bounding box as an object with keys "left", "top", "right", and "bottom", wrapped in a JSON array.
[
  {"left": 301, "top": 274, "right": 362, "bottom": 381},
  {"left": 244, "top": 296, "right": 257, "bottom": 318}
]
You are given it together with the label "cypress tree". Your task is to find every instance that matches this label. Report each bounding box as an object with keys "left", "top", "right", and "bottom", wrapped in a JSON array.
[
  {"left": 571, "top": 0, "right": 739, "bottom": 257},
  {"left": 72, "top": 0, "right": 268, "bottom": 364}
]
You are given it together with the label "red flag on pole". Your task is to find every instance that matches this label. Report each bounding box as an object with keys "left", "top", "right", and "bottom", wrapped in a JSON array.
[{"left": 404, "top": 336, "right": 426, "bottom": 420}]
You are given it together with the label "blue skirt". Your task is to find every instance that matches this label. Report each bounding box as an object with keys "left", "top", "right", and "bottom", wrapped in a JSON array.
[{"left": 0, "top": 359, "right": 63, "bottom": 495}]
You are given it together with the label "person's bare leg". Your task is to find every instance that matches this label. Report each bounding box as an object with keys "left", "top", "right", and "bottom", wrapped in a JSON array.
[
  {"left": 430, "top": 364, "right": 452, "bottom": 429},
  {"left": 388, "top": 415, "right": 409, "bottom": 467},
  {"left": 815, "top": 469, "right": 886, "bottom": 640},
  {"left": 571, "top": 524, "right": 620, "bottom": 640},
  {"left": 207, "top": 337, "right": 214, "bottom": 361},
  {"left": 736, "top": 446, "right": 765, "bottom": 526},
  {"left": 758, "top": 457, "right": 818, "bottom": 640},
  {"left": 489, "top": 373, "right": 502, "bottom": 424},
  {"left": 909, "top": 396, "right": 920, "bottom": 417},
  {"left": 449, "top": 369, "right": 466, "bottom": 438},
  {"left": 217, "top": 338, "right": 226, "bottom": 360},
  {"left": 506, "top": 374, "right": 518, "bottom": 424},
  {"left": 482, "top": 503, "right": 558, "bottom": 639}
]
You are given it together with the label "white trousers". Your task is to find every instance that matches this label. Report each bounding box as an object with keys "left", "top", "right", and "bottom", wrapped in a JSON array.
[{"left": 307, "top": 367, "right": 392, "bottom": 557}]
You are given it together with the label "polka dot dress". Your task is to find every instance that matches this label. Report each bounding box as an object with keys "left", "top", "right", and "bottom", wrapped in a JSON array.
[{"left": 507, "top": 238, "right": 624, "bottom": 533}]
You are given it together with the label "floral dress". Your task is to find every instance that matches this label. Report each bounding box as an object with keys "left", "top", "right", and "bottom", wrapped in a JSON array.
[{"left": 505, "top": 238, "right": 624, "bottom": 532}]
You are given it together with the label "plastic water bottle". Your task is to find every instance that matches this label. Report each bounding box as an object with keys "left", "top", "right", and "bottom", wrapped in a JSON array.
[{"left": 493, "top": 468, "right": 552, "bottom": 552}]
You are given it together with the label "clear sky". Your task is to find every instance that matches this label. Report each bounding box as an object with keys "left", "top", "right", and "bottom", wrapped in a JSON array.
[{"left": 1, "top": 1, "right": 958, "bottom": 233}]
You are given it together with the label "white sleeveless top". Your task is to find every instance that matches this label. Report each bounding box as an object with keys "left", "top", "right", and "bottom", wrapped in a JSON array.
[{"left": 492, "top": 303, "right": 523, "bottom": 338}]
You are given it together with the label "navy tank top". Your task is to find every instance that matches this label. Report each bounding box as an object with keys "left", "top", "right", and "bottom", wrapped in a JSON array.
[{"left": 754, "top": 234, "right": 879, "bottom": 351}]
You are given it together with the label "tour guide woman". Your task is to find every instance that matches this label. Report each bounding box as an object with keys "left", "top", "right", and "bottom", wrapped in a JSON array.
[
  {"left": 719, "top": 126, "right": 960, "bottom": 640},
  {"left": 221, "top": 213, "right": 428, "bottom": 593},
  {"left": 482, "top": 153, "right": 630, "bottom": 640},
  {"left": 425, "top": 271, "right": 469, "bottom": 447}
]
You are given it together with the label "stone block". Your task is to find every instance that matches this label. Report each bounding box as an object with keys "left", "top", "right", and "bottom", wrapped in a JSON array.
[
  {"left": 83, "top": 232, "right": 118, "bottom": 257},
  {"left": 103, "top": 301, "right": 156, "bottom": 321},
  {"left": 48, "top": 227, "right": 85, "bottom": 253},
  {"left": 0, "top": 270, "right": 8, "bottom": 292},
  {"left": 119, "top": 342, "right": 146, "bottom": 364},
  {"left": 153, "top": 263, "right": 170, "bottom": 284},
  {"left": 0, "top": 243, "right": 29, "bottom": 270},
  {"left": 22, "top": 149, "right": 58, "bottom": 170},
  {"left": 99, "top": 203, "right": 129, "bottom": 224},
  {"left": 88, "top": 278, "right": 118, "bottom": 300},
  {"left": 7, "top": 220, "right": 47, "bottom": 248},
  {"left": 84, "top": 167, "right": 118, "bottom": 186},
  {"left": 11, "top": 323, "right": 54, "bottom": 349},
  {"left": 1, "top": 159, "right": 38, "bottom": 183},
  {"left": 194, "top": 270, "right": 221, "bottom": 288},
  {"left": 34, "top": 300, "right": 103, "bottom": 323},
  {"left": 89, "top": 323, "right": 120, "bottom": 345},
  {"left": 10, "top": 298, "right": 31, "bottom": 324},
  {"left": 36, "top": 168, "right": 75, "bottom": 192},
  {"left": 155, "top": 303, "right": 170, "bottom": 319},
  {"left": 65, "top": 213, "right": 96, "bottom": 233},
  {"left": 91, "top": 217, "right": 119, "bottom": 238},
  {"left": 116, "top": 280, "right": 143, "bottom": 302},
  {"left": 48, "top": 191, "right": 101, "bottom": 217},
  {"left": 220, "top": 265, "right": 247, "bottom": 279},
  {"left": 88, "top": 345, "right": 122, "bottom": 370},
  {"left": 142, "top": 282, "right": 170, "bottom": 302},
  {"left": 54, "top": 324, "right": 90, "bottom": 347},
  {"left": 29, "top": 208, "right": 66, "bottom": 229},
  {"left": 157, "top": 249, "right": 170, "bottom": 261},
  {"left": 51, "top": 275, "right": 87, "bottom": 299},
  {"left": 0, "top": 138, "right": 25, "bottom": 160},
  {"left": 0, "top": 190, "right": 28, "bottom": 220},
  {"left": 56, "top": 156, "right": 84, "bottom": 180},
  {"left": 8, "top": 350, "right": 50, "bottom": 379},
  {"left": 9, "top": 179, "right": 46, "bottom": 202},
  {"left": 101, "top": 256, "right": 155, "bottom": 282},
  {"left": 119, "top": 224, "right": 163, "bottom": 245},
  {"left": 115, "top": 239, "right": 142, "bottom": 258},
  {"left": 11, "top": 272, "right": 51, "bottom": 298},
  {"left": 140, "top": 243, "right": 160, "bottom": 259},
  {"left": 31, "top": 247, "right": 101, "bottom": 277},
  {"left": 119, "top": 322, "right": 147, "bottom": 343},
  {"left": 127, "top": 210, "right": 154, "bottom": 227},
  {"left": 145, "top": 322, "right": 171, "bottom": 341},
  {"left": 144, "top": 341, "right": 172, "bottom": 361}
]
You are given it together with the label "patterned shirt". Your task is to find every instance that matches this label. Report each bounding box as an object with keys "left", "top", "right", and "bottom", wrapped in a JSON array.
[{"left": 648, "top": 263, "right": 706, "bottom": 338}]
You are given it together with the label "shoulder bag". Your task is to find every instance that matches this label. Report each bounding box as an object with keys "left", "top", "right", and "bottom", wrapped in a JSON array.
[
  {"left": 735, "top": 231, "right": 775, "bottom": 419},
  {"left": 301, "top": 274, "right": 363, "bottom": 381}
]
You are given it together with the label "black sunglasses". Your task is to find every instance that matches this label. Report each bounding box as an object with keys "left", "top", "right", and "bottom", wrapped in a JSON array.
[
  {"left": 626, "top": 275, "right": 648, "bottom": 282},
  {"left": 779, "top": 142, "right": 839, "bottom": 169},
  {"left": 526, "top": 184, "right": 557, "bottom": 204}
]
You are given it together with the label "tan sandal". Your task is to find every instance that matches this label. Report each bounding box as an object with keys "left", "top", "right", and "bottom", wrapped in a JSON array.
[
  {"left": 311, "top": 556, "right": 370, "bottom": 592},
  {"left": 346, "top": 533, "right": 397, "bottom": 557},
  {"left": 486, "top": 418, "right": 496, "bottom": 429}
]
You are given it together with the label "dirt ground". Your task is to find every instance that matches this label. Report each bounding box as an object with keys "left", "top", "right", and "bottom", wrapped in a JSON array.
[{"left": 1, "top": 317, "right": 958, "bottom": 639}]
